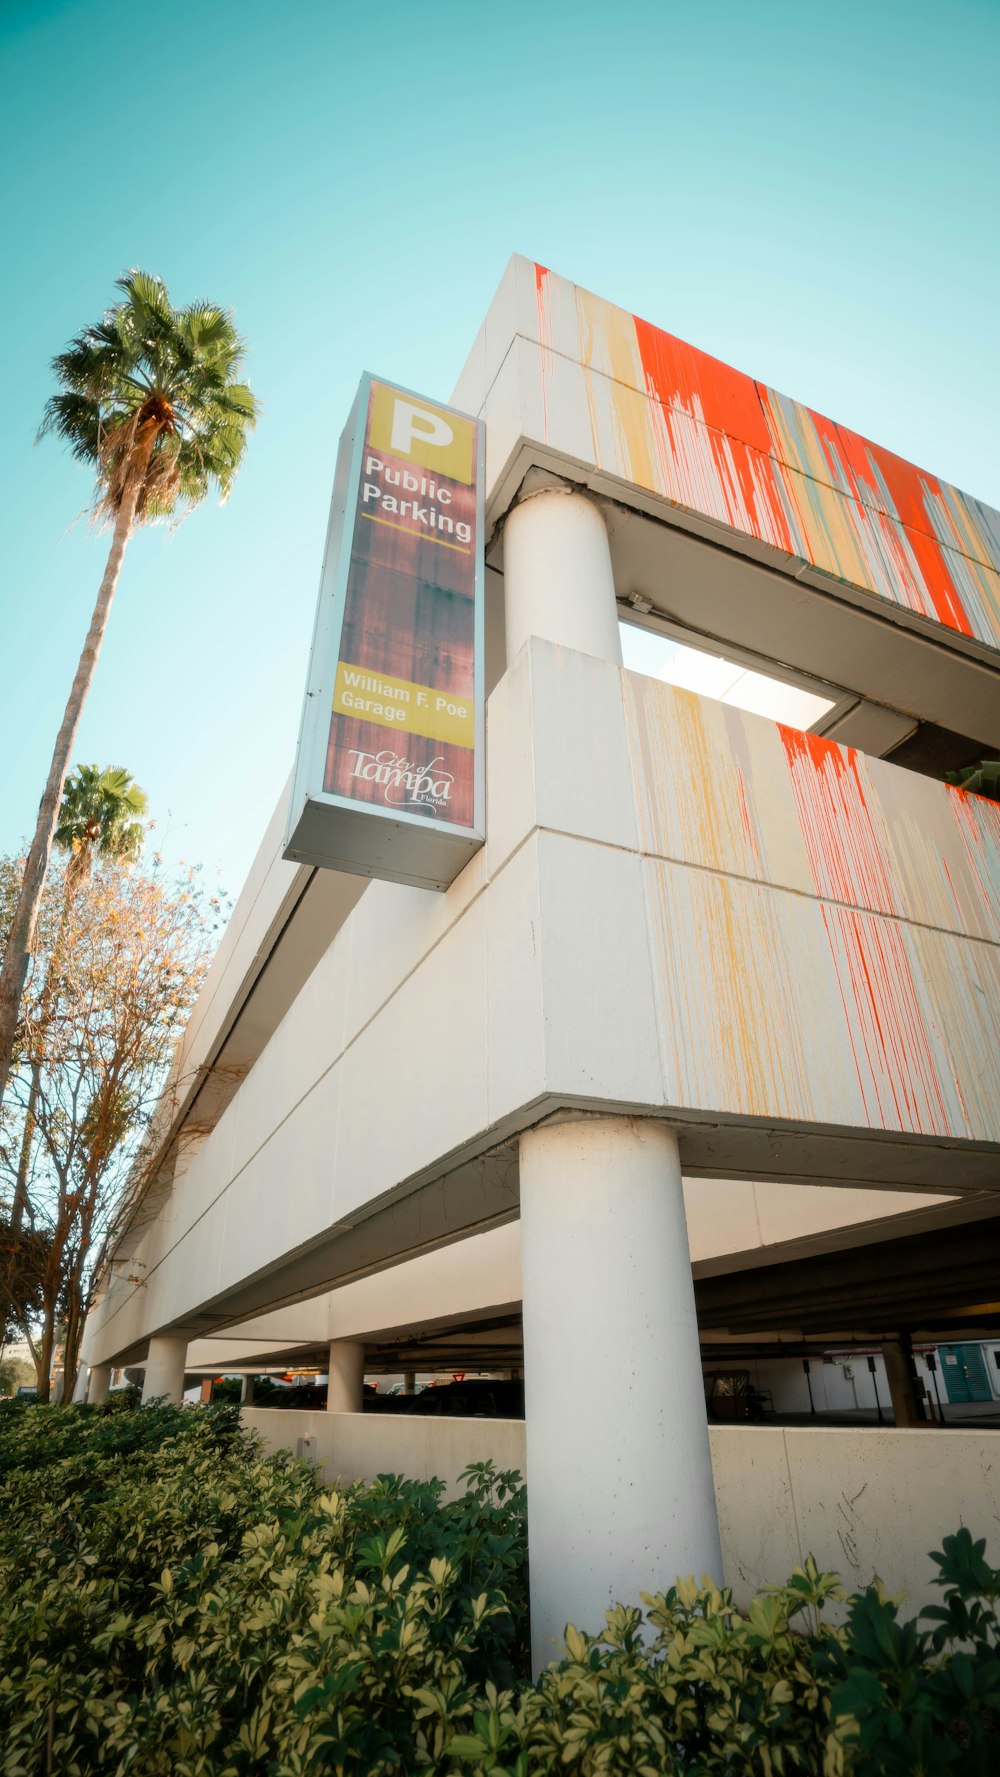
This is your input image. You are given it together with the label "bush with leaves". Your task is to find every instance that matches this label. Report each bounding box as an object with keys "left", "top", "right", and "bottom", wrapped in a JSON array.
[
  {"left": 1, "top": 1400, "right": 998, "bottom": 1775},
  {"left": 0, "top": 1401, "right": 526, "bottom": 1775},
  {"left": 455, "top": 1541, "right": 1000, "bottom": 1775}
]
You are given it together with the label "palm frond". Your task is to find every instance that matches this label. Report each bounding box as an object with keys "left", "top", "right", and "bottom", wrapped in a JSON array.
[
  {"left": 41, "top": 271, "right": 257, "bottom": 523},
  {"left": 55, "top": 764, "right": 149, "bottom": 877}
]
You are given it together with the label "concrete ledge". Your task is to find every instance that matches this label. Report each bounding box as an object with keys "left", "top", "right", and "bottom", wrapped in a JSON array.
[
  {"left": 241, "top": 1407, "right": 525, "bottom": 1502},
  {"left": 242, "top": 1409, "right": 1000, "bottom": 1620}
]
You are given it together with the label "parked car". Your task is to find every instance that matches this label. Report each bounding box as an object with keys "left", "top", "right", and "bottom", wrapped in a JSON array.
[{"left": 402, "top": 1379, "right": 524, "bottom": 1419}]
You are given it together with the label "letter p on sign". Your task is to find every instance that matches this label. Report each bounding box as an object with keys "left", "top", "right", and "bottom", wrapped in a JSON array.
[
  {"left": 369, "top": 382, "right": 475, "bottom": 484},
  {"left": 391, "top": 401, "right": 452, "bottom": 459}
]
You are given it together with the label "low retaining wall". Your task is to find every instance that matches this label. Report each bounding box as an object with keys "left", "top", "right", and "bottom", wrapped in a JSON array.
[
  {"left": 241, "top": 1408, "right": 524, "bottom": 1500},
  {"left": 241, "top": 1409, "right": 998, "bottom": 1619}
]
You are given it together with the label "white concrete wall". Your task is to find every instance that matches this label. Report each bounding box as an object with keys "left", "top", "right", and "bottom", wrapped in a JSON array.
[
  {"left": 242, "top": 1409, "right": 999, "bottom": 1624},
  {"left": 183, "top": 1181, "right": 953, "bottom": 1372},
  {"left": 243, "top": 1407, "right": 525, "bottom": 1501},
  {"left": 86, "top": 640, "right": 999, "bottom": 1369}
]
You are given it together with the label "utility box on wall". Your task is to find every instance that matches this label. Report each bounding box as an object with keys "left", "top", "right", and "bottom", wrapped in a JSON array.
[{"left": 285, "top": 374, "right": 485, "bottom": 890}]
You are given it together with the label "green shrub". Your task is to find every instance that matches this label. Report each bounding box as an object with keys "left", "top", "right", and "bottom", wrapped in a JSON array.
[
  {"left": 459, "top": 1543, "right": 1000, "bottom": 1775},
  {"left": 0, "top": 1402, "right": 526, "bottom": 1774},
  {"left": 0, "top": 1401, "right": 997, "bottom": 1774}
]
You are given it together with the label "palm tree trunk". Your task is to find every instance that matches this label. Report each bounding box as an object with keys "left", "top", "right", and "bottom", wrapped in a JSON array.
[
  {"left": 8, "top": 1061, "right": 40, "bottom": 1234},
  {"left": 0, "top": 457, "right": 149, "bottom": 1123}
]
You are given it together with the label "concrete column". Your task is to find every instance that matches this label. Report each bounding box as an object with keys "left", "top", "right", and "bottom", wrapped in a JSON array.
[
  {"left": 87, "top": 1364, "right": 112, "bottom": 1405},
  {"left": 402, "top": 1371, "right": 416, "bottom": 1395},
  {"left": 72, "top": 1365, "right": 91, "bottom": 1403},
  {"left": 882, "top": 1335, "right": 927, "bottom": 1426},
  {"left": 141, "top": 1335, "right": 188, "bottom": 1406},
  {"left": 240, "top": 1374, "right": 256, "bottom": 1406},
  {"left": 503, "top": 484, "right": 622, "bottom": 666},
  {"left": 327, "top": 1341, "right": 365, "bottom": 1413},
  {"left": 520, "top": 1116, "right": 721, "bottom": 1672}
]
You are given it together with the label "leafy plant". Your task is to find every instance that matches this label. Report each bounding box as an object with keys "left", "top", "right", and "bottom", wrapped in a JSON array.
[
  {"left": 818, "top": 1529, "right": 1000, "bottom": 1774},
  {"left": 945, "top": 759, "right": 1000, "bottom": 802},
  {"left": 0, "top": 1402, "right": 997, "bottom": 1775},
  {"left": 0, "top": 1405, "right": 525, "bottom": 1774}
]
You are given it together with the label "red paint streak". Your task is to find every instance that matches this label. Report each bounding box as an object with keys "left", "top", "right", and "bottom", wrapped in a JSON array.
[
  {"left": 633, "top": 314, "right": 772, "bottom": 452},
  {"left": 851, "top": 912, "right": 906, "bottom": 1123},
  {"left": 776, "top": 726, "right": 900, "bottom": 917},
  {"left": 534, "top": 263, "right": 551, "bottom": 442},
  {"left": 902, "top": 525, "right": 972, "bottom": 635},
  {"left": 629, "top": 300, "right": 973, "bottom": 640},
  {"left": 820, "top": 904, "right": 870, "bottom": 1108},
  {"left": 634, "top": 318, "right": 799, "bottom": 555},
  {"left": 828, "top": 907, "right": 951, "bottom": 1133},
  {"left": 947, "top": 783, "right": 1000, "bottom": 928},
  {"left": 834, "top": 423, "right": 973, "bottom": 637},
  {"left": 734, "top": 769, "right": 759, "bottom": 863}
]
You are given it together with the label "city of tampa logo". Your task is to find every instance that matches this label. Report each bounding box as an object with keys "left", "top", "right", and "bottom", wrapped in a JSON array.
[{"left": 348, "top": 748, "right": 455, "bottom": 812}]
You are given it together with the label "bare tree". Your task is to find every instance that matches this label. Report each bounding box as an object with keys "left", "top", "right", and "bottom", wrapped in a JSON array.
[{"left": 0, "top": 849, "right": 224, "bottom": 1401}]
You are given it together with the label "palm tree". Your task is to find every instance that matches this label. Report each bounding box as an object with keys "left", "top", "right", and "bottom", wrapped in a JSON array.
[
  {"left": 9, "top": 765, "right": 149, "bottom": 1247},
  {"left": 0, "top": 271, "right": 256, "bottom": 1109},
  {"left": 55, "top": 764, "right": 148, "bottom": 891}
]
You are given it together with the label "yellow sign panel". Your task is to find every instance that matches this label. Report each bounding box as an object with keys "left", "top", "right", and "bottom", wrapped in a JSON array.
[
  {"left": 368, "top": 382, "right": 475, "bottom": 484},
  {"left": 333, "top": 660, "right": 475, "bottom": 749}
]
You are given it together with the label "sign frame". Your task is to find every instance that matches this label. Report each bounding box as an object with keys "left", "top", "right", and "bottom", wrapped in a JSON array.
[{"left": 284, "top": 372, "right": 486, "bottom": 891}]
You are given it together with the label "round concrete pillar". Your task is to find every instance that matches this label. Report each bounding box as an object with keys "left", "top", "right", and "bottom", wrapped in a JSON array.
[
  {"left": 327, "top": 1341, "right": 365, "bottom": 1413},
  {"left": 520, "top": 1116, "right": 721, "bottom": 1672},
  {"left": 881, "top": 1334, "right": 927, "bottom": 1426},
  {"left": 72, "top": 1365, "right": 91, "bottom": 1403},
  {"left": 503, "top": 487, "right": 622, "bottom": 665},
  {"left": 141, "top": 1336, "right": 188, "bottom": 1406},
  {"left": 402, "top": 1371, "right": 416, "bottom": 1395},
  {"left": 240, "top": 1374, "right": 256, "bottom": 1405},
  {"left": 87, "top": 1365, "right": 111, "bottom": 1406}
]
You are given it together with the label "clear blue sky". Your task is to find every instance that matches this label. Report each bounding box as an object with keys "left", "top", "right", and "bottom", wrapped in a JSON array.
[{"left": 2, "top": 0, "right": 998, "bottom": 900}]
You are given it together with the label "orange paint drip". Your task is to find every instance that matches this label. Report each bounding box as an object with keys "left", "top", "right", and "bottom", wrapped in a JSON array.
[
  {"left": 633, "top": 314, "right": 771, "bottom": 450},
  {"left": 833, "top": 423, "right": 974, "bottom": 637},
  {"left": 776, "top": 726, "right": 900, "bottom": 917},
  {"left": 534, "top": 262, "right": 553, "bottom": 444},
  {"left": 826, "top": 906, "right": 951, "bottom": 1133}
]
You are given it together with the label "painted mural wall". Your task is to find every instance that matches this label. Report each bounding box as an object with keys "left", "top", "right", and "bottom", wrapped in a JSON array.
[
  {"left": 624, "top": 667, "right": 1000, "bottom": 1143},
  {"left": 529, "top": 264, "right": 1000, "bottom": 652}
]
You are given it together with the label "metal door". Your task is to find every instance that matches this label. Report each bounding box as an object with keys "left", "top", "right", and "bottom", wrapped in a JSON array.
[{"left": 938, "top": 1344, "right": 992, "bottom": 1404}]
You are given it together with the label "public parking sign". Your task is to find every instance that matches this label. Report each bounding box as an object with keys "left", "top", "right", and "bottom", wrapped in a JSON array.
[{"left": 285, "top": 375, "right": 485, "bottom": 889}]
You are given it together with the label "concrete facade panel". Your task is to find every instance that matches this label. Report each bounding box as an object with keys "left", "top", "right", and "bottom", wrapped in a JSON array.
[
  {"left": 780, "top": 1426, "right": 998, "bottom": 1603},
  {"left": 484, "top": 642, "right": 536, "bottom": 875},
  {"left": 710, "top": 1425, "right": 801, "bottom": 1602},
  {"left": 341, "top": 853, "right": 486, "bottom": 1051},
  {"left": 486, "top": 833, "right": 545, "bottom": 1128},
  {"left": 469, "top": 257, "right": 1000, "bottom": 651},
  {"left": 538, "top": 832, "right": 662, "bottom": 1106},
  {"left": 531, "top": 641, "right": 638, "bottom": 852},
  {"left": 242, "top": 1411, "right": 1000, "bottom": 1621},
  {"left": 335, "top": 896, "right": 490, "bottom": 1221},
  {"left": 228, "top": 920, "right": 353, "bottom": 1184},
  {"left": 85, "top": 641, "right": 999, "bottom": 1369},
  {"left": 644, "top": 853, "right": 1000, "bottom": 1141},
  {"left": 625, "top": 666, "right": 1000, "bottom": 943}
]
